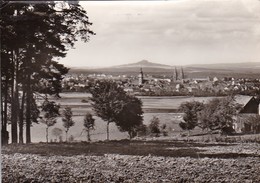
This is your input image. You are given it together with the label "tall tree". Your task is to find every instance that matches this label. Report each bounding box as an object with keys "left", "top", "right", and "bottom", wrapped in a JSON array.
[
  {"left": 198, "top": 96, "right": 239, "bottom": 135},
  {"left": 40, "top": 100, "right": 60, "bottom": 143},
  {"left": 115, "top": 95, "right": 143, "bottom": 139},
  {"left": 179, "top": 101, "right": 204, "bottom": 136},
  {"left": 62, "top": 107, "right": 75, "bottom": 142},
  {"left": 83, "top": 112, "right": 95, "bottom": 141},
  {"left": 0, "top": 2, "right": 94, "bottom": 144},
  {"left": 89, "top": 80, "right": 123, "bottom": 141},
  {"left": 89, "top": 80, "right": 144, "bottom": 140}
]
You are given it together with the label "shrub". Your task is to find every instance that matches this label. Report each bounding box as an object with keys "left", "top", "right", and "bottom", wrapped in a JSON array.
[{"left": 149, "top": 116, "right": 160, "bottom": 137}]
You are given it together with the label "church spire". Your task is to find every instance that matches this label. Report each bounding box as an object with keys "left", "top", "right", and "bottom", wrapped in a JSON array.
[
  {"left": 181, "top": 67, "right": 185, "bottom": 79},
  {"left": 174, "top": 66, "right": 178, "bottom": 81},
  {"left": 139, "top": 67, "right": 144, "bottom": 85}
]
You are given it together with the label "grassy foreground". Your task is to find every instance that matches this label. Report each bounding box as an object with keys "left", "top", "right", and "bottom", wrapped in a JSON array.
[
  {"left": 2, "top": 140, "right": 260, "bottom": 158},
  {"left": 2, "top": 140, "right": 260, "bottom": 183}
]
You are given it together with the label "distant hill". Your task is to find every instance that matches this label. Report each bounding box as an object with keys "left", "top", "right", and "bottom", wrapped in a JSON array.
[
  {"left": 114, "top": 60, "right": 172, "bottom": 69},
  {"left": 70, "top": 60, "right": 174, "bottom": 75},
  {"left": 188, "top": 62, "right": 260, "bottom": 72},
  {"left": 70, "top": 61, "right": 260, "bottom": 79}
]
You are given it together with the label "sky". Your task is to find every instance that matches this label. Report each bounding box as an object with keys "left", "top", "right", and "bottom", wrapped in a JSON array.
[{"left": 59, "top": 0, "right": 260, "bottom": 68}]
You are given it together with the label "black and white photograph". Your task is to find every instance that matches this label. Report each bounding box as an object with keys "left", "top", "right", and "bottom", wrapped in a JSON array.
[{"left": 1, "top": 0, "right": 260, "bottom": 182}]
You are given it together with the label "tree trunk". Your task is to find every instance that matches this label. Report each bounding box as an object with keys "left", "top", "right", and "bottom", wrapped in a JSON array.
[
  {"left": 129, "top": 131, "right": 133, "bottom": 139},
  {"left": 46, "top": 127, "right": 49, "bottom": 143},
  {"left": 19, "top": 90, "right": 26, "bottom": 144},
  {"left": 1, "top": 93, "right": 3, "bottom": 131},
  {"left": 187, "top": 130, "right": 190, "bottom": 142},
  {"left": 26, "top": 74, "right": 31, "bottom": 144},
  {"left": 11, "top": 50, "right": 19, "bottom": 144},
  {"left": 2, "top": 77, "right": 9, "bottom": 145},
  {"left": 65, "top": 129, "right": 68, "bottom": 142},
  {"left": 106, "top": 122, "right": 110, "bottom": 141},
  {"left": 11, "top": 83, "right": 19, "bottom": 144},
  {"left": 87, "top": 129, "right": 91, "bottom": 141}
]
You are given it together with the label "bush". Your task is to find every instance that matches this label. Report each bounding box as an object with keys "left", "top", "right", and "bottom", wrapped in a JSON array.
[
  {"left": 136, "top": 124, "right": 148, "bottom": 137},
  {"left": 59, "top": 136, "right": 63, "bottom": 143},
  {"left": 68, "top": 135, "right": 74, "bottom": 142},
  {"left": 160, "top": 124, "right": 168, "bottom": 137},
  {"left": 149, "top": 116, "right": 160, "bottom": 137}
]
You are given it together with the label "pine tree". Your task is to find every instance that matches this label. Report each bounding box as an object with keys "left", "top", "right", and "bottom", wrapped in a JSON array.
[{"left": 0, "top": 2, "right": 94, "bottom": 144}]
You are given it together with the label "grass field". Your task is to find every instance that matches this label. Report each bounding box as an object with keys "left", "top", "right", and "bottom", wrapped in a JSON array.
[
  {"left": 10, "top": 113, "right": 186, "bottom": 143},
  {"left": 2, "top": 140, "right": 260, "bottom": 158},
  {"left": 8, "top": 93, "right": 219, "bottom": 143}
]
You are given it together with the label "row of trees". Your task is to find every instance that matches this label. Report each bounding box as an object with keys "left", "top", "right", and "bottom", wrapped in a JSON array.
[
  {"left": 37, "top": 80, "right": 145, "bottom": 143},
  {"left": 179, "top": 96, "right": 240, "bottom": 136},
  {"left": 1, "top": 2, "right": 94, "bottom": 145},
  {"left": 41, "top": 104, "right": 96, "bottom": 143},
  {"left": 43, "top": 108, "right": 167, "bottom": 143}
]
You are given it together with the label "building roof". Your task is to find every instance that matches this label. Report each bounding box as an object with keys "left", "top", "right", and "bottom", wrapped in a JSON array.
[
  {"left": 235, "top": 95, "right": 259, "bottom": 114},
  {"left": 235, "top": 95, "right": 254, "bottom": 107}
]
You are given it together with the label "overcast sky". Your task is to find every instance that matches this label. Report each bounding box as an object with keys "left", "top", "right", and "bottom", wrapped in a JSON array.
[{"left": 60, "top": 0, "right": 260, "bottom": 67}]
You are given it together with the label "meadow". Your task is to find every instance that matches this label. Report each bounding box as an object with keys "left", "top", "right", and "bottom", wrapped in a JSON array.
[{"left": 10, "top": 93, "right": 218, "bottom": 143}]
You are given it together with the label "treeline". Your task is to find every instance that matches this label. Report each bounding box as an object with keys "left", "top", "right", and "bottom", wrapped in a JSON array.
[
  {"left": 178, "top": 96, "right": 260, "bottom": 136},
  {"left": 1, "top": 2, "right": 94, "bottom": 145}
]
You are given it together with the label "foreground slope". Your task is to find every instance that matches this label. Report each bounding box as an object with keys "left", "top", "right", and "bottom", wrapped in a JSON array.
[{"left": 2, "top": 141, "right": 260, "bottom": 183}]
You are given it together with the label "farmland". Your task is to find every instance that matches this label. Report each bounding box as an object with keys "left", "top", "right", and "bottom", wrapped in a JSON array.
[{"left": 10, "top": 93, "right": 218, "bottom": 143}]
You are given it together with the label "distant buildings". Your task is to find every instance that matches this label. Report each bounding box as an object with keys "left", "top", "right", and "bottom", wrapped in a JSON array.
[
  {"left": 62, "top": 66, "right": 260, "bottom": 97},
  {"left": 138, "top": 68, "right": 144, "bottom": 85},
  {"left": 173, "top": 67, "right": 185, "bottom": 82}
]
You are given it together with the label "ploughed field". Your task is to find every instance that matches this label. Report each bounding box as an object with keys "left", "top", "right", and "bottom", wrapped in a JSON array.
[
  {"left": 12, "top": 92, "right": 217, "bottom": 143},
  {"left": 2, "top": 140, "right": 260, "bottom": 183}
]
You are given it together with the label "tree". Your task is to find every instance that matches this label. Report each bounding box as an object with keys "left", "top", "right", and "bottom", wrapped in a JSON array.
[
  {"left": 178, "top": 101, "right": 204, "bottom": 136},
  {"left": 160, "top": 124, "right": 168, "bottom": 136},
  {"left": 62, "top": 107, "right": 75, "bottom": 141},
  {"left": 52, "top": 128, "right": 63, "bottom": 142},
  {"left": 136, "top": 124, "right": 148, "bottom": 137},
  {"left": 149, "top": 116, "right": 160, "bottom": 137},
  {"left": 198, "top": 96, "right": 239, "bottom": 135},
  {"left": 83, "top": 112, "right": 95, "bottom": 141},
  {"left": 40, "top": 100, "right": 60, "bottom": 143},
  {"left": 115, "top": 95, "right": 144, "bottom": 139},
  {"left": 245, "top": 115, "right": 260, "bottom": 134},
  {"left": 89, "top": 80, "right": 144, "bottom": 140},
  {"left": 1, "top": 2, "right": 94, "bottom": 144}
]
